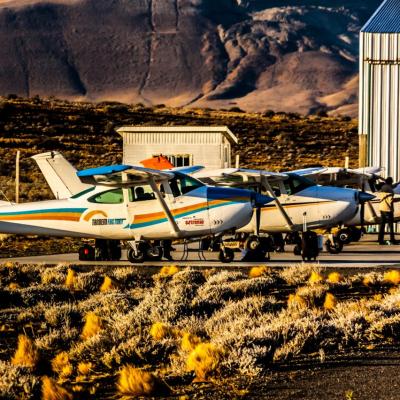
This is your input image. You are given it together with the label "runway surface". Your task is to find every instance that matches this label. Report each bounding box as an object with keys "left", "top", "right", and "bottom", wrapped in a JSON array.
[{"left": 1, "top": 235, "right": 400, "bottom": 268}]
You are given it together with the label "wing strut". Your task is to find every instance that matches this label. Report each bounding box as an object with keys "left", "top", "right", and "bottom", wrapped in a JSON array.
[
  {"left": 261, "top": 175, "right": 295, "bottom": 230},
  {"left": 148, "top": 177, "right": 181, "bottom": 238}
]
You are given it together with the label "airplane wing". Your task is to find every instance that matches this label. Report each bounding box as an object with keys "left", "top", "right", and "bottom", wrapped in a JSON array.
[
  {"left": 287, "top": 167, "right": 328, "bottom": 176},
  {"left": 169, "top": 166, "right": 204, "bottom": 174},
  {"left": 77, "top": 165, "right": 175, "bottom": 186},
  {"left": 193, "top": 168, "right": 287, "bottom": 183}
]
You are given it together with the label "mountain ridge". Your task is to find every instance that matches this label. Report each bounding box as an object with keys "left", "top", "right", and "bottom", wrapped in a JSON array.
[{"left": 0, "top": 0, "right": 381, "bottom": 115}]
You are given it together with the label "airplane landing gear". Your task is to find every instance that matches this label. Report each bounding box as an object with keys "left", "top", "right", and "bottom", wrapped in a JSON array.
[
  {"left": 127, "top": 241, "right": 163, "bottom": 263},
  {"left": 219, "top": 247, "right": 234, "bottom": 263},
  {"left": 78, "top": 240, "right": 121, "bottom": 261},
  {"left": 325, "top": 237, "right": 343, "bottom": 254}
]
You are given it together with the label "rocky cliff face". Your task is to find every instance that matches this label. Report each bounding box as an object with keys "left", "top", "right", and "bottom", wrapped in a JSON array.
[{"left": 0, "top": 0, "right": 381, "bottom": 115}]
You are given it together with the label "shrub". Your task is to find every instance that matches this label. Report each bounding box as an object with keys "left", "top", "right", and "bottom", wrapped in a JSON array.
[
  {"left": 158, "top": 265, "right": 180, "bottom": 277},
  {"left": 309, "top": 271, "right": 324, "bottom": 285},
  {"left": 51, "top": 352, "right": 70, "bottom": 375},
  {"left": 181, "top": 332, "right": 202, "bottom": 352},
  {"left": 65, "top": 269, "right": 77, "bottom": 290},
  {"left": 150, "top": 322, "right": 177, "bottom": 340},
  {"left": 77, "top": 362, "right": 93, "bottom": 376}
]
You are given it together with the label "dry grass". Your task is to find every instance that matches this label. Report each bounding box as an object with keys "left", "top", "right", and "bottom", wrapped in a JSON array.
[
  {"left": 384, "top": 270, "right": 400, "bottom": 285},
  {"left": 117, "top": 365, "right": 169, "bottom": 396},
  {"left": 65, "top": 269, "right": 77, "bottom": 290},
  {"left": 324, "top": 293, "right": 337, "bottom": 311},
  {"left": 158, "top": 265, "right": 180, "bottom": 277},
  {"left": 309, "top": 271, "right": 324, "bottom": 285},
  {"left": 249, "top": 266, "right": 269, "bottom": 278},
  {"left": 100, "top": 275, "right": 118, "bottom": 292},
  {"left": 11, "top": 335, "right": 39, "bottom": 369},
  {"left": 42, "top": 376, "right": 73, "bottom": 400},
  {"left": 187, "top": 343, "right": 223, "bottom": 381},
  {"left": 81, "top": 312, "right": 103, "bottom": 340},
  {"left": 150, "top": 322, "right": 177, "bottom": 340},
  {"left": 327, "top": 272, "right": 343, "bottom": 284},
  {"left": 4, "top": 263, "right": 400, "bottom": 397}
]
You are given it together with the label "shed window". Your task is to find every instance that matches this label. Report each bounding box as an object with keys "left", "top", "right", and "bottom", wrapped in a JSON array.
[{"left": 154, "top": 154, "right": 191, "bottom": 167}]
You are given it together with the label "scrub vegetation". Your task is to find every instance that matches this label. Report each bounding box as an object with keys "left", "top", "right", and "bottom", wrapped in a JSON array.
[{"left": 1, "top": 262, "right": 400, "bottom": 398}]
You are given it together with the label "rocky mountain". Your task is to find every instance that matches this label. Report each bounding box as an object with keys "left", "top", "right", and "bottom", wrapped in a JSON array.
[{"left": 0, "top": 0, "right": 381, "bottom": 115}]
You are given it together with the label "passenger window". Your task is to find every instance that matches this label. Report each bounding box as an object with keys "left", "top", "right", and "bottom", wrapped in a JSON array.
[
  {"left": 129, "top": 185, "right": 156, "bottom": 202},
  {"left": 89, "top": 188, "right": 124, "bottom": 204}
]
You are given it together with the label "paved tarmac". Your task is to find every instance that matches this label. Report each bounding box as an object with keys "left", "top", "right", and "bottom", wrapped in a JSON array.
[{"left": 1, "top": 235, "right": 400, "bottom": 268}]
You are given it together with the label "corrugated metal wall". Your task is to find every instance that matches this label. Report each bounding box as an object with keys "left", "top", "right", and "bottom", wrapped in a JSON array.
[{"left": 359, "top": 31, "right": 400, "bottom": 180}]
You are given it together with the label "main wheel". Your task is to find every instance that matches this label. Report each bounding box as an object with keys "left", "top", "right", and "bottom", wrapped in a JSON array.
[
  {"left": 245, "top": 235, "right": 260, "bottom": 251},
  {"left": 325, "top": 239, "right": 343, "bottom": 254},
  {"left": 337, "top": 229, "right": 352, "bottom": 245},
  {"left": 127, "top": 248, "right": 146, "bottom": 263},
  {"left": 219, "top": 248, "right": 234, "bottom": 263},
  {"left": 293, "top": 244, "right": 302, "bottom": 256},
  {"left": 146, "top": 246, "right": 163, "bottom": 261}
]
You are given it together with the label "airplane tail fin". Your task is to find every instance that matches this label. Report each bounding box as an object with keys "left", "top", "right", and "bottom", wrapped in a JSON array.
[{"left": 31, "top": 151, "right": 91, "bottom": 199}]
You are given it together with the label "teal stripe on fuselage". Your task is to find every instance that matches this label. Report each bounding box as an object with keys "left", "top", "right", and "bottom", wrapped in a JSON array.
[{"left": 0, "top": 208, "right": 87, "bottom": 216}]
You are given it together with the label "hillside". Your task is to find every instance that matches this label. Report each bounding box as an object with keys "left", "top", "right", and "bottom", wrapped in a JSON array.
[{"left": 0, "top": 0, "right": 381, "bottom": 115}]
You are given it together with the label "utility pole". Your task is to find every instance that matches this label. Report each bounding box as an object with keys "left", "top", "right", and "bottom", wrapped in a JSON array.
[{"left": 15, "top": 150, "right": 20, "bottom": 203}]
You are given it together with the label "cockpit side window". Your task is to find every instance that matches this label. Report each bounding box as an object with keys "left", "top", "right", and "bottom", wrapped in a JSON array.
[
  {"left": 285, "top": 174, "right": 315, "bottom": 195},
  {"left": 88, "top": 188, "right": 124, "bottom": 204},
  {"left": 169, "top": 173, "right": 204, "bottom": 197},
  {"left": 128, "top": 185, "right": 156, "bottom": 202}
]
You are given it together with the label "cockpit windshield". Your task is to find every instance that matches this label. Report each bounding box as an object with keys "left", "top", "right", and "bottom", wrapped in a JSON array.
[{"left": 284, "top": 173, "right": 315, "bottom": 195}]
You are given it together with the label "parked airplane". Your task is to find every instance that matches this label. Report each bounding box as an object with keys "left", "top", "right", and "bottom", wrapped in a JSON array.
[
  {"left": 5, "top": 156, "right": 272, "bottom": 263},
  {"left": 305, "top": 166, "right": 400, "bottom": 246},
  {"left": 192, "top": 167, "right": 374, "bottom": 258}
]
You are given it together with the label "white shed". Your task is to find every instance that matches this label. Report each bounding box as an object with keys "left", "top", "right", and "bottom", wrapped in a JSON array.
[
  {"left": 359, "top": 0, "right": 400, "bottom": 180},
  {"left": 116, "top": 126, "right": 238, "bottom": 169}
]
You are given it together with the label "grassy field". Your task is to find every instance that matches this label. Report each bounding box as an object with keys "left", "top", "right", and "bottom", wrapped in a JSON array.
[{"left": 1, "top": 263, "right": 400, "bottom": 399}]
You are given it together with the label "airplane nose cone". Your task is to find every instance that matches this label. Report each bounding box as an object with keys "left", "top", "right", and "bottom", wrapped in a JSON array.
[
  {"left": 358, "top": 191, "right": 375, "bottom": 203},
  {"left": 251, "top": 192, "right": 274, "bottom": 207}
]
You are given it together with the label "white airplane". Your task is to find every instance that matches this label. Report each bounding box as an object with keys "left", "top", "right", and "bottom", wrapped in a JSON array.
[
  {"left": 0, "top": 159, "right": 273, "bottom": 263},
  {"left": 306, "top": 166, "right": 400, "bottom": 246},
  {"left": 192, "top": 167, "right": 374, "bottom": 259}
]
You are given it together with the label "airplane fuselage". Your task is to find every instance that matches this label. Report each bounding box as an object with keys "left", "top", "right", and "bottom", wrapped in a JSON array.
[{"left": 0, "top": 185, "right": 255, "bottom": 241}]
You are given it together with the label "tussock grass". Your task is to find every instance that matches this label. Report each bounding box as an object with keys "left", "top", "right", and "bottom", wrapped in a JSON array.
[
  {"left": 308, "top": 271, "right": 324, "bottom": 285},
  {"left": 249, "top": 266, "right": 269, "bottom": 278},
  {"left": 181, "top": 332, "right": 202, "bottom": 352},
  {"left": 150, "top": 322, "right": 177, "bottom": 340},
  {"left": 100, "top": 275, "right": 118, "bottom": 292},
  {"left": 158, "top": 265, "right": 180, "bottom": 277},
  {"left": 384, "top": 270, "right": 400, "bottom": 285},
  {"left": 117, "top": 365, "right": 169, "bottom": 396},
  {"left": 187, "top": 343, "right": 223, "bottom": 380},
  {"left": 42, "top": 376, "right": 73, "bottom": 400},
  {"left": 323, "top": 293, "right": 337, "bottom": 310},
  {"left": 77, "top": 361, "right": 93, "bottom": 376},
  {"left": 81, "top": 312, "right": 103, "bottom": 340},
  {"left": 65, "top": 269, "right": 77, "bottom": 290},
  {"left": 11, "top": 335, "right": 39, "bottom": 369},
  {"left": 327, "top": 272, "right": 343, "bottom": 284}
]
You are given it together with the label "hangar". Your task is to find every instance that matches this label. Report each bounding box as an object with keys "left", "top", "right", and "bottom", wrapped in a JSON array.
[
  {"left": 116, "top": 126, "right": 238, "bottom": 169},
  {"left": 359, "top": 0, "right": 400, "bottom": 180}
]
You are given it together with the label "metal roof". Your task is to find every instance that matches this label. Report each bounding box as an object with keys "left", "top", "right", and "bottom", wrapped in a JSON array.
[
  {"left": 116, "top": 126, "right": 238, "bottom": 144},
  {"left": 362, "top": 0, "right": 400, "bottom": 33}
]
